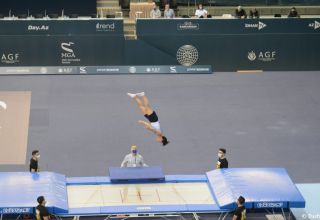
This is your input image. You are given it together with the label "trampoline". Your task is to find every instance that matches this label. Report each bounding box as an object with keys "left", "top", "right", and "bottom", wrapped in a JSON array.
[
  {"left": 0, "top": 168, "right": 305, "bottom": 219},
  {"left": 67, "top": 183, "right": 214, "bottom": 208}
]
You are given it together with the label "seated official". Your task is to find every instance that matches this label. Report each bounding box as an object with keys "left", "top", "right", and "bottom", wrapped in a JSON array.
[
  {"left": 216, "top": 148, "right": 228, "bottom": 169},
  {"left": 288, "top": 7, "right": 299, "bottom": 18},
  {"left": 150, "top": 2, "right": 161, "bottom": 19},
  {"left": 164, "top": 3, "right": 175, "bottom": 18},
  {"left": 29, "top": 150, "right": 40, "bottom": 172},
  {"left": 235, "top": 6, "right": 247, "bottom": 19},
  {"left": 195, "top": 4, "right": 208, "bottom": 18},
  {"left": 121, "top": 145, "right": 148, "bottom": 167},
  {"left": 36, "top": 196, "right": 50, "bottom": 220},
  {"left": 249, "top": 8, "right": 259, "bottom": 19}
]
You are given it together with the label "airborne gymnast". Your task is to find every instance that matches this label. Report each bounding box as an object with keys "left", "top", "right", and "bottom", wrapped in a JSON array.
[{"left": 127, "top": 92, "right": 169, "bottom": 146}]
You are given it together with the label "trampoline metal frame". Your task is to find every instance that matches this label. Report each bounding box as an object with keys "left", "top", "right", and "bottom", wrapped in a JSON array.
[{"left": 54, "top": 211, "right": 231, "bottom": 220}]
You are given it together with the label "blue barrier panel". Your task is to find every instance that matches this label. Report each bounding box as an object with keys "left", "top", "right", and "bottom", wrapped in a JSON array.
[
  {"left": 137, "top": 18, "right": 320, "bottom": 35},
  {"left": 136, "top": 18, "right": 320, "bottom": 71},
  {"left": 1, "top": 18, "right": 319, "bottom": 72},
  {"left": 0, "top": 19, "right": 125, "bottom": 68}
]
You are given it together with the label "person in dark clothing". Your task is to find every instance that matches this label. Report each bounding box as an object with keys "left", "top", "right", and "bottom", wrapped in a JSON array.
[
  {"left": 216, "top": 148, "right": 228, "bottom": 169},
  {"left": 235, "top": 6, "right": 247, "bottom": 19},
  {"left": 36, "top": 196, "right": 50, "bottom": 220},
  {"left": 29, "top": 150, "right": 40, "bottom": 172},
  {"left": 288, "top": 7, "right": 299, "bottom": 18},
  {"left": 232, "top": 196, "right": 246, "bottom": 220},
  {"left": 249, "top": 8, "right": 259, "bottom": 18}
]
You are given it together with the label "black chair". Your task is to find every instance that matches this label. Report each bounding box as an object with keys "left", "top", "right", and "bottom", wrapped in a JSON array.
[
  {"left": 274, "top": 14, "right": 281, "bottom": 17},
  {"left": 181, "top": 15, "right": 190, "bottom": 18},
  {"left": 69, "top": 14, "right": 78, "bottom": 18},
  {"left": 34, "top": 13, "right": 44, "bottom": 19},
  {"left": 106, "top": 14, "right": 115, "bottom": 18},
  {"left": 48, "top": 13, "right": 59, "bottom": 18},
  {"left": 18, "top": 14, "right": 28, "bottom": 19}
]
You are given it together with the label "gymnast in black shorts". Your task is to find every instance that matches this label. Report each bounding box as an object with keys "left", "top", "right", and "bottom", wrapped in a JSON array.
[{"left": 127, "top": 92, "right": 169, "bottom": 146}]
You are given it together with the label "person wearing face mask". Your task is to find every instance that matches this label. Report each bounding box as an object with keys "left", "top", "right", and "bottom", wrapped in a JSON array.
[
  {"left": 36, "top": 196, "right": 50, "bottom": 220},
  {"left": 29, "top": 150, "right": 40, "bottom": 172},
  {"left": 216, "top": 148, "right": 228, "bottom": 169},
  {"left": 232, "top": 196, "right": 246, "bottom": 220},
  {"left": 121, "top": 145, "right": 148, "bottom": 168}
]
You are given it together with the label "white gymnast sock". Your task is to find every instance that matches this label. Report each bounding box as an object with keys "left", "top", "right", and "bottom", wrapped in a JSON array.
[
  {"left": 127, "top": 93, "right": 137, "bottom": 98},
  {"left": 136, "top": 92, "right": 145, "bottom": 97}
]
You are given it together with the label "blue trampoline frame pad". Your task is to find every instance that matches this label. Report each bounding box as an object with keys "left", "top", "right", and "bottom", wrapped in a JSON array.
[{"left": 0, "top": 168, "right": 305, "bottom": 216}]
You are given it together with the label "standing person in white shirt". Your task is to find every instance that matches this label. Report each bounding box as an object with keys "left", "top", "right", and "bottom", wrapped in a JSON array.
[
  {"left": 195, "top": 4, "right": 207, "bottom": 18},
  {"left": 121, "top": 145, "right": 148, "bottom": 167}
]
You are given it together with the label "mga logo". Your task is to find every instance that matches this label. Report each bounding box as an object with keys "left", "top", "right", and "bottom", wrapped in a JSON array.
[
  {"left": 308, "top": 21, "right": 320, "bottom": 30},
  {"left": 61, "top": 42, "right": 80, "bottom": 64},
  {"left": 61, "top": 42, "right": 75, "bottom": 56},
  {"left": 1, "top": 53, "right": 20, "bottom": 64}
]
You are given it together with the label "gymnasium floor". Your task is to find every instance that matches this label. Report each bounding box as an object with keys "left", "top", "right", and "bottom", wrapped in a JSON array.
[{"left": 0, "top": 71, "right": 319, "bottom": 183}]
